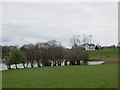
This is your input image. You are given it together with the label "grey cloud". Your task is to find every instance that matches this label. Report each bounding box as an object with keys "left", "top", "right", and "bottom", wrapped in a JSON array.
[
  {"left": 2, "top": 35, "right": 13, "bottom": 42},
  {"left": 2, "top": 2, "right": 118, "bottom": 47}
]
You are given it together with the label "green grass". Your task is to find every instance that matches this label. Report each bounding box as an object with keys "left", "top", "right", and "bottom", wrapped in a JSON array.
[
  {"left": 2, "top": 48, "right": 118, "bottom": 88},
  {"left": 87, "top": 48, "right": 118, "bottom": 59},
  {"left": 0, "top": 71, "right": 2, "bottom": 89},
  {"left": 2, "top": 64, "right": 118, "bottom": 88}
]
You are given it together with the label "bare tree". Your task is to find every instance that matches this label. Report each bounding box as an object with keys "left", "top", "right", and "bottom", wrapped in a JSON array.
[
  {"left": 20, "top": 44, "right": 35, "bottom": 68},
  {"left": 70, "top": 35, "right": 81, "bottom": 46}
]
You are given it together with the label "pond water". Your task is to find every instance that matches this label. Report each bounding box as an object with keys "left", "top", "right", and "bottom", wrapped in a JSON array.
[
  {"left": 88, "top": 61, "right": 105, "bottom": 65},
  {"left": 0, "top": 61, "right": 105, "bottom": 71},
  {"left": 0, "top": 63, "right": 7, "bottom": 71}
]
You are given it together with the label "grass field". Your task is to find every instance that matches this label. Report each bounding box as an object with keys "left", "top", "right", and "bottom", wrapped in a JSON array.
[
  {"left": 2, "top": 64, "right": 118, "bottom": 88},
  {"left": 87, "top": 48, "right": 118, "bottom": 63},
  {"left": 87, "top": 48, "right": 118, "bottom": 58},
  {"left": 2, "top": 48, "right": 118, "bottom": 88},
  {"left": 0, "top": 71, "right": 1, "bottom": 89}
]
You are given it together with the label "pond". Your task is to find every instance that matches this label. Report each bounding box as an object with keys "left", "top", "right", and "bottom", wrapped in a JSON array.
[
  {"left": 88, "top": 61, "right": 105, "bottom": 65},
  {"left": 0, "top": 63, "right": 7, "bottom": 71}
]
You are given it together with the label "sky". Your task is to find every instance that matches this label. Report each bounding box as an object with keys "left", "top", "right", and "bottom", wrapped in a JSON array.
[{"left": 1, "top": 2, "right": 118, "bottom": 48}]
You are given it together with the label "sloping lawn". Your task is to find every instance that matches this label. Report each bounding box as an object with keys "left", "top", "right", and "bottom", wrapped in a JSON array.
[
  {"left": 87, "top": 48, "right": 118, "bottom": 63},
  {"left": 2, "top": 64, "right": 118, "bottom": 88},
  {"left": 87, "top": 48, "right": 118, "bottom": 58}
]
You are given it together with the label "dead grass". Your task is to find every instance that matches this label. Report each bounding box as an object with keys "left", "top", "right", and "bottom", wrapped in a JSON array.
[{"left": 89, "top": 57, "right": 118, "bottom": 63}]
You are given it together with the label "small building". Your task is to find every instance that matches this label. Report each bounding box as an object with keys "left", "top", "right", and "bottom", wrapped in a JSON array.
[{"left": 82, "top": 43, "right": 95, "bottom": 50}]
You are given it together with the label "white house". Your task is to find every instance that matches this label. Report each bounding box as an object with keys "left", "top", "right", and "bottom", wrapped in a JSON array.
[{"left": 82, "top": 43, "right": 95, "bottom": 50}]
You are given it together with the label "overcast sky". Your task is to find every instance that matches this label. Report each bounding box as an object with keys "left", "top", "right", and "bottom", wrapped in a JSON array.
[{"left": 1, "top": 2, "right": 118, "bottom": 47}]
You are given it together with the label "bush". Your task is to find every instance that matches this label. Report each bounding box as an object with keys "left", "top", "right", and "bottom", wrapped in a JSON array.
[{"left": 6, "top": 48, "right": 26, "bottom": 69}]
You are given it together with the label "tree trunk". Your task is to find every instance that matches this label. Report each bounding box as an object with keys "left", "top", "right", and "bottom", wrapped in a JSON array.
[
  {"left": 58, "top": 63, "right": 61, "bottom": 66},
  {"left": 7, "top": 65, "right": 11, "bottom": 70},
  {"left": 65, "top": 60, "right": 68, "bottom": 66},
  {"left": 37, "top": 63, "right": 40, "bottom": 67},
  {"left": 70, "top": 61, "right": 75, "bottom": 65},
  {"left": 53, "top": 61, "right": 56, "bottom": 66},
  {"left": 23, "top": 64, "right": 26, "bottom": 68},
  {"left": 58, "top": 61, "right": 61, "bottom": 66},
  {"left": 26, "top": 62, "right": 28, "bottom": 68},
  {"left": 30, "top": 63, "right": 34, "bottom": 68},
  {"left": 77, "top": 61, "right": 80, "bottom": 65},
  {"left": 37, "top": 61, "right": 41, "bottom": 67},
  {"left": 84, "top": 60, "right": 88, "bottom": 65},
  {"left": 15, "top": 64, "right": 18, "bottom": 69},
  {"left": 37, "top": 60, "right": 41, "bottom": 67}
]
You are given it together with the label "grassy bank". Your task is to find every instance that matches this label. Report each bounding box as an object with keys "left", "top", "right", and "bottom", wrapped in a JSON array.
[
  {"left": 87, "top": 48, "right": 118, "bottom": 63},
  {"left": 2, "top": 64, "right": 118, "bottom": 88},
  {"left": 0, "top": 71, "right": 1, "bottom": 89}
]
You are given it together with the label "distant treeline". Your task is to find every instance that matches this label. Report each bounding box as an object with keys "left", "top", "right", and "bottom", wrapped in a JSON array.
[{"left": 1, "top": 40, "right": 89, "bottom": 70}]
